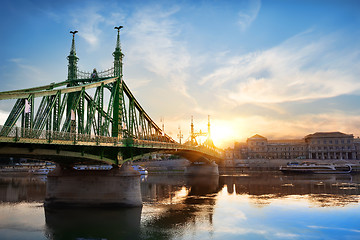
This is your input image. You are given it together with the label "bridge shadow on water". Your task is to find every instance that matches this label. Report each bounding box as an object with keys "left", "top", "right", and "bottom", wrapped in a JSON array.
[
  {"left": 44, "top": 207, "right": 142, "bottom": 240},
  {"left": 43, "top": 174, "right": 221, "bottom": 240}
]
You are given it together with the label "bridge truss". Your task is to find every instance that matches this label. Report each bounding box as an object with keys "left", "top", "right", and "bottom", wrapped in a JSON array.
[{"left": 0, "top": 27, "right": 221, "bottom": 165}]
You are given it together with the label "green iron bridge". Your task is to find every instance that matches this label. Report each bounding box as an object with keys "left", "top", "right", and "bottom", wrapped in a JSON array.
[{"left": 0, "top": 27, "right": 221, "bottom": 166}]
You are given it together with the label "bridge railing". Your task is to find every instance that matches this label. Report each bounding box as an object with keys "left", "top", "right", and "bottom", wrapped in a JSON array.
[
  {"left": 0, "top": 125, "right": 119, "bottom": 144},
  {"left": 77, "top": 68, "right": 115, "bottom": 79},
  {"left": 0, "top": 125, "right": 179, "bottom": 146},
  {"left": 0, "top": 125, "right": 220, "bottom": 158},
  {"left": 132, "top": 139, "right": 221, "bottom": 157}
]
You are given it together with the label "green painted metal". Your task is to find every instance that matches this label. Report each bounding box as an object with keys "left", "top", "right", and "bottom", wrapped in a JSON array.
[
  {"left": 113, "top": 26, "right": 123, "bottom": 78},
  {"left": 112, "top": 26, "right": 124, "bottom": 140},
  {"left": 0, "top": 25, "right": 171, "bottom": 144},
  {"left": 67, "top": 31, "right": 79, "bottom": 134},
  {"left": 97, "top": 83, "right": 104, "bottom": 135},
  {"left": 77, "top": 87, "right": 85, "bottom": 134},
  {"left": 112, "top": 79, "right": 121, "bottom": 138},
  {"left": 68, "top": 31, "right": 79, "bottom": 82},
  {"left": 102, "top": 84, "right": 115, "bottom": 136},
  {"left": 0, "top": 26, "right": 221, "bottom": 165},
  {"left": 129, "top": 99, "right": 135, "bottom": 137}
]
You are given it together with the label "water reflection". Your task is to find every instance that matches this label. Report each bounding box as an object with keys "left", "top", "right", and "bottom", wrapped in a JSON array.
[
  {"left": 0, "top": 172, "right": 359, "bottom": 240},
  {"left": 220, "top": 173, "right": 360, "bottom": 207},
  {"left": 0, "top": 176, "right": 46, "bottom": 202},
  {"left": 44, "top": 207, "right": 142, "bottom": 240},
  {"left": 140, "top": 175, "right": 220, "bottom": 240}
]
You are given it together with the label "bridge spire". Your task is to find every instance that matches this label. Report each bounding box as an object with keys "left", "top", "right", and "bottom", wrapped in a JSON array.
[
  {"left": 67, "top": 31, "right": 79, "bottom": 82},
  {"left": 205, "top": 115, "right": 215, "bottom": 148},
  {"left": 113, "top": 26, "right": 124, "bottom": 78},
  {"left": 112, "top": 26, "right": 124, "bottom": 140},
  {"left": 67, "top": 31, "right": 79, "bottom": 134},
  {"left": 191, "top": 116, "right": 195, "bottom": 145}
]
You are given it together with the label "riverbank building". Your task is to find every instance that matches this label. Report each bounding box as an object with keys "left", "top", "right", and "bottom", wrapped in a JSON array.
[{"left": 229, "top": 132, "right": 360, "bottom": 160}]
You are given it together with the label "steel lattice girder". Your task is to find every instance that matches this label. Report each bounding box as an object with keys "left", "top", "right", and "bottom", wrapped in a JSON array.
[{"left": 0, "top": 77, "right": 174, "bottom": 144}]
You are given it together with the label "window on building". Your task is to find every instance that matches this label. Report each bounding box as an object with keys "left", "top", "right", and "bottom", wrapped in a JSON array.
[
  {"left": 335, "top": 140, "right": 338, "bottom": 144},
  {"left": 324, "top": 140, "right": 327, "bottom": 144},
  {"left": 329, "top": 140, "right": 332, "bottom": 144}
]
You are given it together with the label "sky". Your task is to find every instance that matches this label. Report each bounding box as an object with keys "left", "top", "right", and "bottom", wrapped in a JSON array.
[{"left": 0, "top": 0, "right": 360, "bottom": 148}]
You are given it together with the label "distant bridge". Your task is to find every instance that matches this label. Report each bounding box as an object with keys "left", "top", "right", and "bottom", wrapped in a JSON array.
[{"left": 0, "top": 27, "right": 221, "bottom": 166}]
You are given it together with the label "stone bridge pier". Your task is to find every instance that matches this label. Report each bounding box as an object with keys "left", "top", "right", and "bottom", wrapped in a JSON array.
[
  {"left": 45, "top": 164, "right": 142, "bottom": 208},
  {"left": 184, "top": 161, "right": 219, "bottom": 176}
]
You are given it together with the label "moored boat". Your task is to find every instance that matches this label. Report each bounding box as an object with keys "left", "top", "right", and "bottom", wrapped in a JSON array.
[
  {"left": 73, "top": 165, "right": 113, "bottom": 170},
  {"left": 32, "top": 167, "right": 55, "bottom": 175},
  {"left": 280, "top": 162, "right": 352, "bottom": 174},
  {"left": 132, "top": 165, "right": 148, "bottom": 175},
  {"left": 348, "top": 163, "right": 360, "bottom": 173}
]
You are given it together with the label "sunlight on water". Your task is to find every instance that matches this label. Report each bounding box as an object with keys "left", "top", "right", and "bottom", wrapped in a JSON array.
[
  {"left": 0, "top": 203, "right": 46, "bottom": 240},
  {"left": 0, "top": 173, "right": 359, "bottom": 240},
  {"left": 207, "top": 183, "right": 360, "bottom": 240}
]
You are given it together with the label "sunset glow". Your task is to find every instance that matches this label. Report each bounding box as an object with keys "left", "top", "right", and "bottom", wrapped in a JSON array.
[
  {"left": 1, "top": 1, "right": 359, "bottom": 149},
  {"left": 211, "top": 124, "right": 235, "bottom": 148}
]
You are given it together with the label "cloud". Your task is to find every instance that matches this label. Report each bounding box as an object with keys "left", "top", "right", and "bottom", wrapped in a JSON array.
[
  {"left": 2, "top": 59, "right": 50, "bottom": 90},
  {"left": 201, "top": 30, "right": 360, "bottom": 105},
  {"left": 126, "top": 5, "right": 192, "bottom": 98},
  {"left": 237, "top": 0, "right": 261, "bottom": 31},
  {"left": 233, "top": 113, "right": 360, "bottom": 142},
  {"left": 163, "top": 111, "right": 360, "bottom": 146},
  {"left": 69, "top": 6, "right": 105, "bottom": 48},
  {"left": 68, "top": 4, "right": 125, "bottom": 50},
  {"left": 308, "top": 225, "right": 360, "bottom": 233},
  {"left": 0, "top": 109, "right": 10, "bottom": 125},
  {"left": 217, "top": 226, "right": 267, "bottom": 236},
  {"left": 274, "top": 232, "right": 299, "bottom": 238}
]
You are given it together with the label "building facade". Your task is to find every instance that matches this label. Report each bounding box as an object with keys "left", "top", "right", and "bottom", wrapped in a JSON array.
[
  {"left": 229, "top": 132, "right": 360, "bottom": 160},
  {"left": 305, "top": 132, "right": 356, "bottom": 160}
]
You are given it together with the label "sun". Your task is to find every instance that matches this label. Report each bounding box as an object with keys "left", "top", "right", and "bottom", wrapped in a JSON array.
[{"left": 210, "top": 123, "right": 235, "bottom": 148}]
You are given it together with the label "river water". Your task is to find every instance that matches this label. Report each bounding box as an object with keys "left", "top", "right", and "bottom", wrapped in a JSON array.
[{"left": 0, "top": 172, "right": 359, "bottom": 240}]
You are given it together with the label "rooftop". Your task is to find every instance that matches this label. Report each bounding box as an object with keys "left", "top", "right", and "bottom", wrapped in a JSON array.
[
  {"left": 247, "top": 134, "right": 267, "bottom": 141},
  {"left": 305, "top": 132, "right": 353, "bottom": 139}
]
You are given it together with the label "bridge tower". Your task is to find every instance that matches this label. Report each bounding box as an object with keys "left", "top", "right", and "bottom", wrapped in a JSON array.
[
  {"left": 67, "top": 31, "right": 79, "bottom": 82},
  {"left": 204, "top": 115, "right": 215, "bottom": 148},
  {"left": 112, "top": 26, "right": 124, "bottom": 139},
  {"left": 189, "top": 116, "right": 208, "bottom": 146},
  {"left": 67, "top": 31, "right": 79, "bottom": 133},
  {"left": 191, "top": 116, "right": 195, "bottom": 145},
  {"left": 113, "top": 26, "right": 123, "bottom": 78}
]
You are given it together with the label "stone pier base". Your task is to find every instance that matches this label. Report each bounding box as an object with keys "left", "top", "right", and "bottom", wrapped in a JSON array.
[
  {"left": 184, "top": 162, "right": 219, "bottom": 176},
  {"left": 45, "top": 165, "right": 142, "bottom": 208}
]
